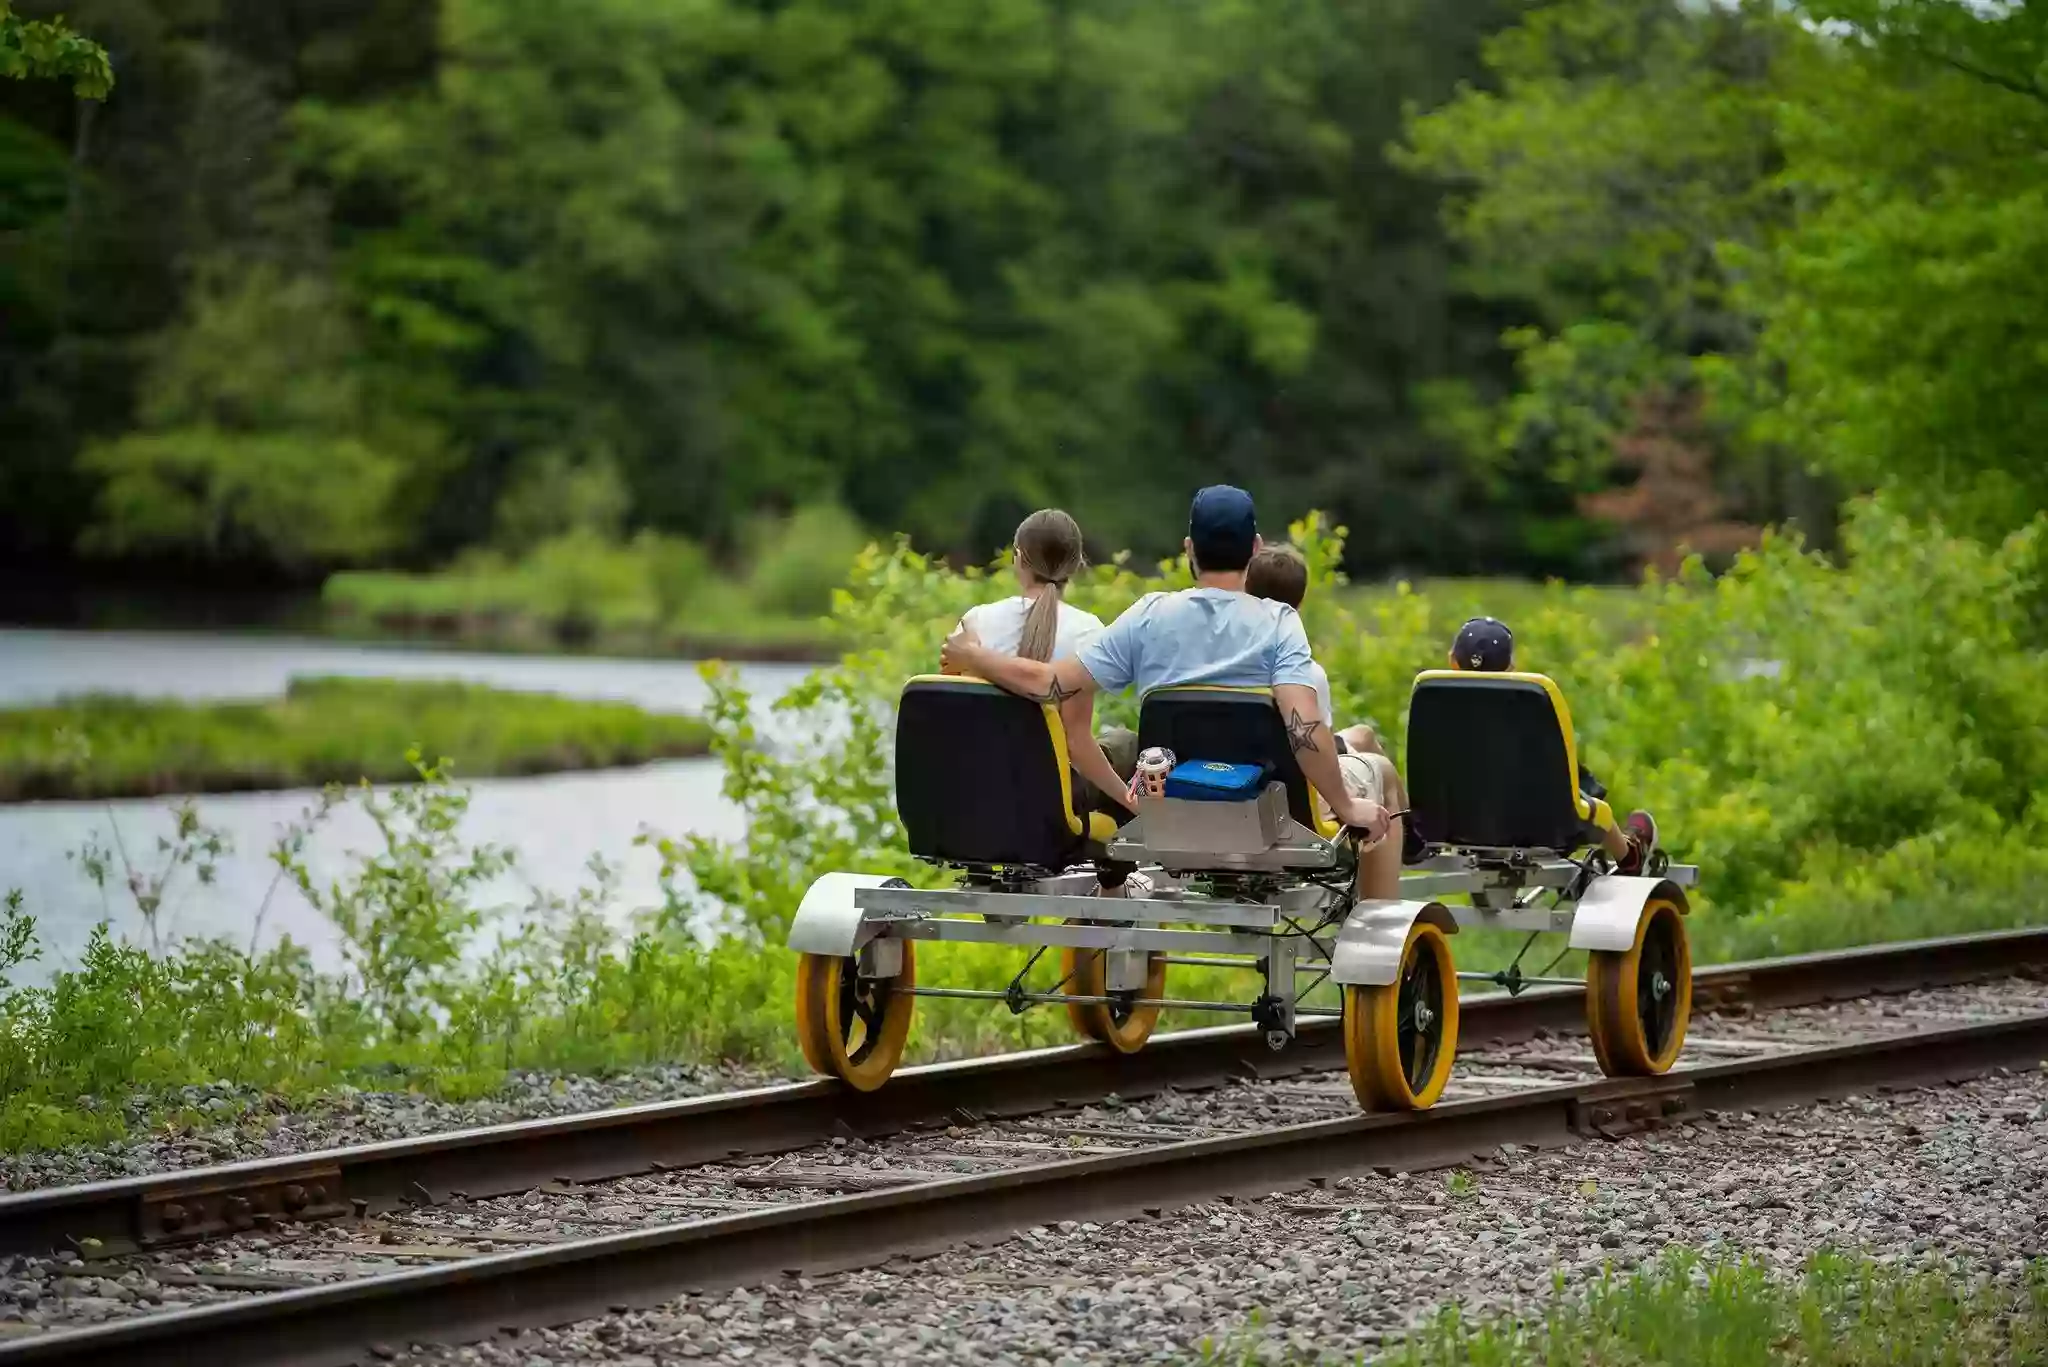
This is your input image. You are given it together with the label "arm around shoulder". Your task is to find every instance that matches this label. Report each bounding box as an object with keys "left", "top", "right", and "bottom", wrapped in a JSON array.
[{"left": 942, "top": 625, "right": 1098, "bottom": 705}]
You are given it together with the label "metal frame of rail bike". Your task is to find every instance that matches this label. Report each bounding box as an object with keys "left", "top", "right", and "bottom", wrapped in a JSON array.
[{"left": 787, "top": 785, "right": 1698, "bottom": 1112}]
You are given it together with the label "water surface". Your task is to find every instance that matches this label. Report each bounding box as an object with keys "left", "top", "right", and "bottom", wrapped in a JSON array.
[{"left": 0, "top": 630, "right": 815, "bottom": 980}]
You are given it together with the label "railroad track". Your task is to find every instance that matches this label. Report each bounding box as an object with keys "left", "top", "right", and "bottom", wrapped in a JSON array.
[{"left": 2, "top": 930, "right": 2047, "bottom": 1365}]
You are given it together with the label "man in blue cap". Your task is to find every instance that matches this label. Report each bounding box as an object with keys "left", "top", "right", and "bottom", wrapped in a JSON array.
[{"left": 944, "top": 485, "right": 1397, "bottom": 870}]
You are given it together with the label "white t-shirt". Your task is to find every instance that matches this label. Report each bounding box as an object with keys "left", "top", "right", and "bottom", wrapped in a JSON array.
[
  {"left": 960, "top": 596, "right": 1105, "bottom": 662},
  {"left": 1305, "top": 657, "right": 1335, "bottom": 731}
]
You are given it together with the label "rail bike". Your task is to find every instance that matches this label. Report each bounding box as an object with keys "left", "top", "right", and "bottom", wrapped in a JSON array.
[{"left": 787, "top": 670, "right": 1697, "bottom": 1110}]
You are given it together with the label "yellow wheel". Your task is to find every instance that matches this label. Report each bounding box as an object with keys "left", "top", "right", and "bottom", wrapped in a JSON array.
[
  {"left": 1342, "top": 921, "right": 1459, "bottom": 1111},
  {"left": 1586, "top": 898, "right": 1691, "bottom": 1076},
  {"left": 794, "top": 942, "right": 916, "bottom": 1092},
  {"left": 1060, "top": 937, "right": 1167, "bottom": 1054}
]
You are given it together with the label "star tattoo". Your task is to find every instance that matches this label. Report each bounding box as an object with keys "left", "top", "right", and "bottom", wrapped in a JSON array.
[
  {"left": 1037, "top": 676, "right": 1078, "bottom": 708},
  {"left": 1285, "top": 707, "right": 1320, "bottom": 755}
]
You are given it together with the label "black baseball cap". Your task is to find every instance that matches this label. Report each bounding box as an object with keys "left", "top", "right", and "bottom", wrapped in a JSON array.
[
  {"left": 1188, "top": 485, "right": 1258, "bottom": 572},
  {"left": 1452, "top": 616, "right": 1514, "bottom": 672}
]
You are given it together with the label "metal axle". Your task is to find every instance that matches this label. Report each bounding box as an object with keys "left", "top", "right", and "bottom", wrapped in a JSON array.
[
  {"left": 1454, "top": 971, "right": 1585, "bottom": 988},
  {"left": 902, "top": 986, "right": 1268, "bottom": 1014}
]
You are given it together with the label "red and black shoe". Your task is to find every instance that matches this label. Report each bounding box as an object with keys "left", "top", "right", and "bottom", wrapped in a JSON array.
[{"left": 1616, "top": 810, "right": 1658, "bottom": 875}]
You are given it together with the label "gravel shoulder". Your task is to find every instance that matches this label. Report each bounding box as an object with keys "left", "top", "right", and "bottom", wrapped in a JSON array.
[
  {"left": 393, "top": 1066, "right": 2048, "bottom": 1366},
  {"left": 7, "top": 984, "right": 2047, "bottom": 1363},
  {"left": 0, "top": 1063, "right": 781, "bottom": 1193}
]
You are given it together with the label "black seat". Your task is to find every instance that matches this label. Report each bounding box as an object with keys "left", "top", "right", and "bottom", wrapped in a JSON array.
[
  {"left": 1135, "top": 686, "right": 1337, "bottom": 836},
  {"left": 1404, "top": 670, "right": 1612, "bottom": 854},
  {"left": 896, "top": 675, "right": 1117, "bottom": 872}
]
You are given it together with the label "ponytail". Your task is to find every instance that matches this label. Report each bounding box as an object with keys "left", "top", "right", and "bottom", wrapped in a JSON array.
[
  {"left": 1016, "top": 581, "right": 1065, "bottom": 663},
  {"left": 1011, "top": 508, "right": 1087, "bottom": 664}
]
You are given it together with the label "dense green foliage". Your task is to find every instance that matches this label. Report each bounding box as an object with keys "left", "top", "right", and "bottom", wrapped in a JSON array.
[
  {"left": 711, "top": 499, "right": 2048, "bottom": 963},
  {"left": 4, "top": 500, "right": 2046, "bottom": 1149},
  {"left": 1405, "top": 0, "right": 2048, "bottom": 548},
  {"left": 1199, "top": 1250, "right": 2048, "bottom": 1365},
  {"left": 9, "top": 0, "right": 2048, "bottom": 591},
  {"left": 0, "top": 677, "right": 711, "bottom": 800},
  {"left": 1, "top": 0, "right": 1704, "bottom": 587}
]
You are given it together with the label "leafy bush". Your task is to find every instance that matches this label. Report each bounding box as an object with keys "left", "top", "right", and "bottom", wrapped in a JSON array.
[
  {"left": 677, "top": 496, "right": 2048, "bottom": 962},
  {"left": 322, "top": 529, "right": 840, "bottom": 654},
  {"left": 744, "top": 504, "right": 873, "bottom": 617}
]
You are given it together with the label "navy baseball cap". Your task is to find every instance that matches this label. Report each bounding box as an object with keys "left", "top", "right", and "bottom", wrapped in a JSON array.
[
  {"left": 1452, "top": 616, "right": 1514, "bottom": 672},
  {"left": 1188, "top": 485, "right": 1258, "bottom": 571}
]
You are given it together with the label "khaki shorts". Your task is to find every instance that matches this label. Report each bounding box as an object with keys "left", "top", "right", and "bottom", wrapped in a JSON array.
[
  {"left": 1315, "top": 752, "right": 1388, "bottom": 829},
  {"left": 1338, "top": 753, "right": 1385, "bottom": 804}
]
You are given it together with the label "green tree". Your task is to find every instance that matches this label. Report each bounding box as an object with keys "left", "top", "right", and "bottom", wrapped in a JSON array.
[
  {"left": 1726, "top": 0, "right": 2048, "bottom": 538},
  {"left": 1, "top": 1, "right": 112, "bottom": 97},
  {"left": 0, "top": 0, "right": 433, "bottom": 566},
  {"left": 1400, "top": 0, "right": 1799, "bottom": 563},
  {"left": 7, "top": 0, "right": 1574, "bottom": 581},
  {"left": 1404, "top": 0, "right": 2048, "bottom": 550},
  {"left": 77, "top": 265, "right": 434, "bottom": 569},
  {"left": 301, "top": 0, "right": 1538, "bottom": 568}
]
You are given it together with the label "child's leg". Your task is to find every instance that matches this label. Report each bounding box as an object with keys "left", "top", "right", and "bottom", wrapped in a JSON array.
[
  {"left": 1342, "top": 751, "right": 1407, "bottom": 901},
  {"left": 1337, "top": 722, "right": 1385, "bottom": 757},
  {"left": 1594, "top": 816, "right": 1629, "bottom": 864}
]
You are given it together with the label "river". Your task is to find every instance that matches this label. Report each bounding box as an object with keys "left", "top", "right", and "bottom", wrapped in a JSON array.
[{"left": 0, "top": 629, "right": 815, "bottom": 979}]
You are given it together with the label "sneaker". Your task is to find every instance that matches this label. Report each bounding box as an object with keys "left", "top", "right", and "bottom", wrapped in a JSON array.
[
  {"left": 1617, "top": 809, "right": 1658, "bottom": 875},
  {"left": 1401, "top": 813, "right": 1429, "bottom": 866},
  {"left": 1095, "top": 872, "right": 1155, "bottom": 899}
]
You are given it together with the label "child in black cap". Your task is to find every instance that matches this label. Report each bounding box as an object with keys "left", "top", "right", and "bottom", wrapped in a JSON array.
[{"left": 1449, "top": 616, "right": 1660, "bottom": 874}]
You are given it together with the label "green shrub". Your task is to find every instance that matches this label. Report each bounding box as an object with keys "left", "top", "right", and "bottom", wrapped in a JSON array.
[
  {"left": 321, "top": 527, "right": 841, "bottom": 654},
  {"left": 745, "top": 503, "right": 872, "bottom": 617},
  {"left": 522, "top": 530, "right": 659, "bottom": 640},
  {"left": 671, "top": 496, "right": 2048, "bottom": 959}
]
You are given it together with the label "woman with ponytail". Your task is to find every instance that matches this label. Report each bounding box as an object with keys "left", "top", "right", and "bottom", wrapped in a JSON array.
[
  {"left": 955, "top": 509, "right": 1101, "bottom": 663},
  {"left": 947, "top": 510, "right": 1143, "bottom": 890}
]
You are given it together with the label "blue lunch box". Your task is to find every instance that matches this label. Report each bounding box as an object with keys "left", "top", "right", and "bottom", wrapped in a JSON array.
[{"left": 1162, "top": 760, "right": 1269, "bottom": 802}]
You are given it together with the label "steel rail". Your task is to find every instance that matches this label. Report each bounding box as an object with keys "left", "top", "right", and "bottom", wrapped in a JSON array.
[
  {"left": 5, "top": 1007, "right": 2046, "bottom": 1367},
  {"left": 3, "top": 926, "right": 2045, "bottom": 1263}
]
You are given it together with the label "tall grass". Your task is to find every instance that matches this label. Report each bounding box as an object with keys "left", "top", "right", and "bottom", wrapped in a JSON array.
[
  {"left": 0, "top": 677, "right": 711, "bottom": 801},
  {"left": 1194, "top": 1250, "right": 2048, "bottom": 1365}
]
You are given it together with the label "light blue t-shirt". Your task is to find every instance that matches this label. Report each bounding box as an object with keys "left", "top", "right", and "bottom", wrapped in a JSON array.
[{"left": 1076, "top": 587, "right": 1320, "bottom": 698}]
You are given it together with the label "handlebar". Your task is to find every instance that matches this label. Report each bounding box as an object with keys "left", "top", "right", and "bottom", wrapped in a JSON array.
[{"left": 1342, "top": 808, "right": 1411, "bottom": 846}]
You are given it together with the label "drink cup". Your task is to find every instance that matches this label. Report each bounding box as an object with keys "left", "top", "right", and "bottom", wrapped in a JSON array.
[{"left": 1134, "top": 746, "right": 1175, "bottom": 801}]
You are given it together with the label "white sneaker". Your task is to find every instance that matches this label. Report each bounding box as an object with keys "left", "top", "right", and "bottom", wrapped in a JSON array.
[{"left": 1096, "top": 871, "right": 1155, "bottom": 899}]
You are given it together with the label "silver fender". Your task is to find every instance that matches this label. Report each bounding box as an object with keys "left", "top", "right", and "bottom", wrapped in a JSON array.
[
  {"left": 1567, "top": 876, "right": 1690, "bottom": 953},
  {"left": 1330, "top": 899, "right": 1459, "bottom": 986},
  {"left": 787, "top": 873, "right": 898, "bottom": 957}
]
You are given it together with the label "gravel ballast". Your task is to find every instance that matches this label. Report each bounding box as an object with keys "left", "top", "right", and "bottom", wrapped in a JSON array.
[
  {"left": 6, "top": 982, "right": 2048, "bottom": 1362},
  {"left": 385, "top": 1066, "right": 2048, "bottom": 1366},
  {"left": 0, "top": 1063, "right": 778, "bottom": 1193}
]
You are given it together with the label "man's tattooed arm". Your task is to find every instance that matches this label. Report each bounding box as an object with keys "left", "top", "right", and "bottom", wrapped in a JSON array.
[{"left": 1285, "top": 707, "right": 1321, "bottom": 756}]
